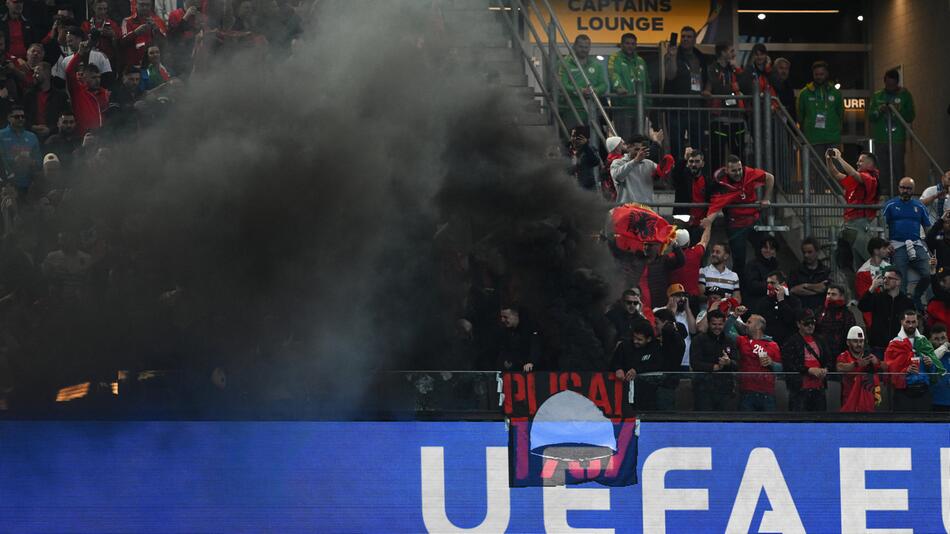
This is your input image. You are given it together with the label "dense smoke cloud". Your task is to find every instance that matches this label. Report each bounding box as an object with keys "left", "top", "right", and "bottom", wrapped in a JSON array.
[{"left": 30, "top": 0, "right": 615, "bottom": 413}]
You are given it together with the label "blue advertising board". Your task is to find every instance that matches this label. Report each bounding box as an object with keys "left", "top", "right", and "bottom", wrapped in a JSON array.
[{"left": 0, "top": 421, "right": 948, "bottom": 532}]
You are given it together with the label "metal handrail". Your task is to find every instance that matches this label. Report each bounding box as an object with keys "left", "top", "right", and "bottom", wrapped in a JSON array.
[
  {"left": 772, "top": 98, "right": 845, "bottom": 197},
  {"left": 531, "top": 0, "right": 617, "bottom": 138},
  {"left": 886, "top": 102, "right": 946, "bottom": 182},
  {"left": 491, "top": 0, "right": 573, "bottom": 139}
]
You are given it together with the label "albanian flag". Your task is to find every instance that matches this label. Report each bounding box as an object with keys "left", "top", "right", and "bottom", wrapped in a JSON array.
[{"left": 607, "top": 204, "right": 677, "bottom": 254}]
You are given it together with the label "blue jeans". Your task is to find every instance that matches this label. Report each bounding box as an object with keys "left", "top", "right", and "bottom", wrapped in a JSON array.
[{"left": 892, "top": 243, "right": 931, "bottom": 309}]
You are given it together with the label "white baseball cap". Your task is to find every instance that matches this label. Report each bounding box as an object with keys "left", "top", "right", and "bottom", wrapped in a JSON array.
[{"left": 605, "top": 136, "right": 623, "bottom": 153}]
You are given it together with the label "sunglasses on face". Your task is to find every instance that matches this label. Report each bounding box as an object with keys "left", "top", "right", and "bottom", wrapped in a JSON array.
[
  {"left": 801, "top": 320, "right": 815, "bottom": 326},
  {"left": 624, "top": 300, "right": 640, "bottom": 306}
]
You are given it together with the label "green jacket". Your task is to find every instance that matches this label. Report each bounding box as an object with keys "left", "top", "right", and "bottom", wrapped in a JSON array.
[
  {"left": 558, "top": 55, "right": 607, "bottom": 122},
  {"left": 869, "top": 87, "right": 915, "bottom": 143},
  {"left": 797, "top": 82, "right": 844, "bottom": 145},
  {"left": 607, "top": 50, "right": 651, "bottom": 109}
]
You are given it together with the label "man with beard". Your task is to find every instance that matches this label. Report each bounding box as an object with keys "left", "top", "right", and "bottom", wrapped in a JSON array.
[
  {"left": 855, "top": 237, "right": 892, "bottom": 330},
  {"left": 698, "top": 242, "right": 740, "bottom": 302},
  {"left": 790, "top": 237, "right": 830, "bottom": 314},
  {"left": 743, "top": 236, "right": 779, "bottom": 311},
  {"left": 670, "top": 146, "right": 707, "bottom": 241},
  {"left": 826, "top": 149, "right": 880, "bottom": 270},
  {"left": 702, "top": 155, "right": 774, "bottom": 278},
  {"left": 613, "top": 317, "right": 683, "bottom": 410},
  {"left": 608, "top": 32, "right": 650, "bottom": 140},
  {"left": 815, "top": 284, "right": 855, "bottom": 357},
  {"left": 858, "top": 267, "right": 915, "bottom": 351},
  {"left": 836, "top": 326, "right": 881, "bottom": 412},
  {"left": 557, "top": 34, "right": 606, "bottom": 127},
  {"left": 884, "top": 310, "right": 945, "bottom": 411},
  {"left": 605, "top": 288, "right": 649, "bottom": 342},
  {"left": 726, "top": 312, "right": 782, "bottom": 411},
  {"left": 783, "top": 309, "right": 833, "bottom": 412},
  {"left": 663, "top": 25, "right": 707, "bottom": 159},
  {"left": 689, "top": 309, "right": 736, "bottom": 411},
  {"left": 752, "top": 271, "right": 801, "bottom": 345},
  {"left": 882, "top": 176, "right": 931, "bottom": 310},
  {"left": 797, "top": 60, "right": 843, "bottom": 159}
]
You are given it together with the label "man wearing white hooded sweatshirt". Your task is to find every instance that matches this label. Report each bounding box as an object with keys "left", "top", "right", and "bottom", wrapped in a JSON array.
[{"left": 608, "top": 129, "right": 673, "bottom": 204}]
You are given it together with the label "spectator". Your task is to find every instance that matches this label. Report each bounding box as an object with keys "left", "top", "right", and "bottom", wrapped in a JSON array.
[
  {"left": 926, "top": 211, "right": 950, "bottom": 281},
  {"left": 604, "top": 288, "right": 649, "bottom": 343},
  {"left": 44, "top": 112, "right": 82, "bottom": 166},
  {"left": 23, "top": 62, "right": 68, "bottom": 141},
  {"left": 854, "top": 236, "right": 892, "bottom": 329},
  {"left": 166, "top": 0, "right": 202, "bottom": 75},
  {"left": 41, "top": 10, "right": 72, "bottom": 70},
  {"left": 696, "top": 285, "right": 731, "bottom": 334},
  {"left": 929, "top": 324, "right": 950, "bottom": 412},
  {"left": 607, "top": 32, "right": 650, "bottom": 140},
  {"left": 689, "top": 309, "right": 736, "bottom": 410},
  {"left": 737, "top": 43, "right": 777, "bottom": 110},
  {"left": 496, "top": 306, "right": 540, "bottom": 372},
  {"left": 770, "top": 57, "right": 795, "bottom": 121},
  {"left": 789, "top": 237, "right": 830, "bottom": 313},
  {"left": 703, "top": 42, "right": 745, "bottom": 171},
  {"left": 836, "top": 326, "right": 881, "bottom": 412},
  {"left": 139, "top": 44, "right": 171, "bottom": 90},
  {"left": 609, "top": 130, "right": 672, "bottom": 204},
  {"left": 81, "top": 0, "right": 121, "bottom": 70},
  {"left": 858, "top": 267, "right": 914, "bottom": 350},
  {"left": 64, "top": 42, "right": 104, "bottom": 135},
  {"left": 751, "top": 270, "right": 801, "bottom": 345},
  {"left": 121, "top": 0, "right": 167, "bottom": 69},
  {"left": 921, "top": 171, "right": 950, "bottom": 224},
  {"left": 882, "top": 176, "right": 931, "bottom": 309},
  {"left": 567, "top": 125, "right": 599, "bottom": 191},
  {"left": 743, "top": 235, "right": 779, "bottom": 311},
  {"left": 884, "top": 310, "right": 944, "bottom": 411},
  {"left": 652, "top": 307, "right": 686, "bottom": 409},
  {"left": 701, "top": 154, "right": 774, "bottom": 276},
  {"left": 107, "top": 65, "right": 142, "bottom": 133},
  {"left": 656, "top": 283, "right": 696, "bottom": 369},
  {"left": 613, "top": 318, "right": 682, "bottom": 411},
  {"left": 926, "top": 268, "right": 950, "bottom": 329},
  {"left": 662, "top": 25, "right": 707, "bottom": 160},
  {"left": 726, "top": 311, "right": 782, "bottom": 411},
  {"left": 40, "top": 230, "right": 92, "bottom": 302},
  {"left": 869, "top": 69, "right": 915, "bottom": 191},
  {"left": 1, "top": 0, "right": 39, "bottom": 60},
  {"left": 815, "top": 284, "right": 855, "bottom": 357},
  {"left": 637, "top": 240, "right": 685, "bottom": 309},
  {"left": 797, "top": 60, "right": 843, "bottom": 158},
  {"left": 557, "top": 34, "right": 606, "bottom": 127},
  {"left": 825, "top": 149, "right": 879, "bottom": 270},
  {"left": 602, "top": 135, "right": 623, "bottom": 200},
  {"left": 698, "top": 241, "right": 741, "bottom": 301},
  {"left": 15, "top": 43, "right": 45, "bottom": 92},
  {"left": 53, "top": 26, "right": 114, "bottom": 89},
  {"left": 670, "top": 146, "right": 707, "bottom": 240},
  {"left": 782, "top": 308, "right": 832, "bottom": 412},
  {"left": 0, "top": 105, "right": 42, "bottom": 196},
  {"left": 669, "top": 221, "right": 711, "bottom": 299}
]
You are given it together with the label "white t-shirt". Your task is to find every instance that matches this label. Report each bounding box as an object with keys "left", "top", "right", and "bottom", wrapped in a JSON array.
[
  {"left": 922, "top": 184, "right": 950, "bottom": 224},
  {"left": 699, "top": 264, "right": 740, "bottom": 295},
  {"left": 52, "top": 50, "right": 113, "bottom": 80}
]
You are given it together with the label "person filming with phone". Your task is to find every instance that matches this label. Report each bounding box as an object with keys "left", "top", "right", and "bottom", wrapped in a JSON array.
[{"left": 825, "top": 148, "right": 879, "bottom": 270}]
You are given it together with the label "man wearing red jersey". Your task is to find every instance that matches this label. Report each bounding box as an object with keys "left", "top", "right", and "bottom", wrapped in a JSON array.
[
  {"left": 64, "top": 41, "right": 103, "bottom": 135},
  {"left": 726, "top": 310, "right": 782, "bottom": 411},
  {"left": 120, "top": 0, "right": 166, "bottom": 68},
  {"left": 826, "top": 148, "right": 879, "bottom": 270},
  {"left": 702, "top": 154, "right": 775, "bottom": 280},
  {"left": 669, "top": 218, "right": 711, "bottom": 298}
]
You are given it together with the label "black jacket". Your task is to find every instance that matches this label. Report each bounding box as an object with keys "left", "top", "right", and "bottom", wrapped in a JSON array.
[
  {"left": 690, "top": 328, "right": 737, "bottom": 392},
  {"left": 23, "top": 87, "right": 68, "bottom": 134},
  {"left": 497, "top": 321, "right": 541, "bottom": 371},
  {"left": 752, "top": 294, "right": 802, "bottom": 345},
  {"left": 605, "top": 302, "right": 645, "bottom": 343},
  {"left": 613, "top": 324, "right": 683, "bottom": 376},
  {"left": 926, "top": 222, "right": 950, "bottom": 273},
  {"left": 789, "top": 261, "right": 831, "bottom": 312},
  {"left": 781, "top": 332, "right": 834, "bottom": 391},
  {"left": 858, "top": 291, "right": 916, "bottom": 349},
  {"left": 743, "top": 254, "right": 778, "bottom": 310},
  {"left": 1, "top": 14, "right": 40, "bottom": 56},
  {"left": 665, "top": 46, "right": 708, "bottom": 95}
]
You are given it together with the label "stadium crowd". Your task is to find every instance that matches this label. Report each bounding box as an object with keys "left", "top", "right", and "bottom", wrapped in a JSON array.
[{"left": 483, "top": 28, "right": 950, "bottom": 413}]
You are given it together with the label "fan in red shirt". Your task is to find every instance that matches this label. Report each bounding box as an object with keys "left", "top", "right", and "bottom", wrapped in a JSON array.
[
  {"left": 64, "top": 41, "right": 103, "bottom": 135},
  {"left": 825, "top": 148, "right": 880, "bottom": 270},
  {"left": 82, "top": 0, "right": 121, "bottom": 69},
  {"left": 669, "top": 220, "right": 711, "bottom": 297},
  {"left": 120, "top": 0, "right": 166, "bottom": 68},
  {"left": 728, "top": 312, "right": 782, "bottom": 411},
  {"left": 836, "top": 326, "right": 882, "bottom": 412},
  {"left": 702, "top": 155, "right": 775, "bottom": 278}
]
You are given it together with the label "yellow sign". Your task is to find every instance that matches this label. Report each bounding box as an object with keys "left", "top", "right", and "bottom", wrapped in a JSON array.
[
  {"left": 530, "top": 0, "right": 714, "bottom": 45},
  {"left": 844, "top": 98, "right": 866, "bottom": 110}
]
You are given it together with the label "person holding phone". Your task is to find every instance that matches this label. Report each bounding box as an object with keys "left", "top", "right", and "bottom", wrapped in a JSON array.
[{"left": 663, "top": 26, "right": 708, "bottom": 161}]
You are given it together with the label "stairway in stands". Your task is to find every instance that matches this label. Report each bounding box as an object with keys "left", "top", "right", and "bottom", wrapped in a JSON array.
[{"left": 439, "top": 1, "right": 559, "bottom": 145}]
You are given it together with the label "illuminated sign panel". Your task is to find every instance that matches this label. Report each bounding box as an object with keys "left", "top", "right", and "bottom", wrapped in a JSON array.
[
  {"left": 530, "top": 0, "right": 715, "bottom": 44},
  {"left": 0, "top": 422, "right": 946, "bottom": 532}
]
